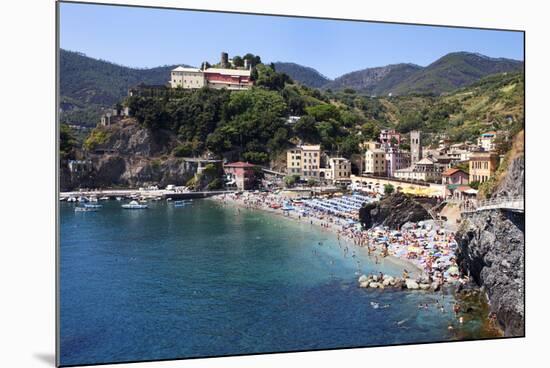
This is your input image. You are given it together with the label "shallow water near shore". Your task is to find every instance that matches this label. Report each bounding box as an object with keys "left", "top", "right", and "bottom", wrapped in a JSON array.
[{"left": 60, "top": 199, "right": 495, "bottom": 365}]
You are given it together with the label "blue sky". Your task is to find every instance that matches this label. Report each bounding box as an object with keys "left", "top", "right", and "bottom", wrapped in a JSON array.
[{"left": 59, "top": 2, "right": 524, "bottom": 79}]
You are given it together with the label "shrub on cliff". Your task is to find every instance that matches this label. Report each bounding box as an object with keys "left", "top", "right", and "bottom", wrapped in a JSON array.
[{"left": 83, "top": 128, "right": 111, "bottom": 151}]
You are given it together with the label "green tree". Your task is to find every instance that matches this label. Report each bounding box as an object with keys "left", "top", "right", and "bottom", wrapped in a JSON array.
[
  {"left": 232, "top": 56, "right": 244, "bottom": 67},
  {"left": 284, "top": 174, "right": 300, "bottom": 188},
  {"left": 60, "top": 124, "right": 77, "bottom": 160},
  {"left": 305, "top": 104, "right": 341, "bottom": 122},
  {"left": 384, "top": 184, "right": 395, "bottom": 196},
  {"left": 293, "top": 115, "right": 319, "bottom": 143}
]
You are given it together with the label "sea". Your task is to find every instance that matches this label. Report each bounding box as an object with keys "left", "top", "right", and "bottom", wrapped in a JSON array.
[{"left": 59, "top": 199, "right": 495, "bottom": 366}]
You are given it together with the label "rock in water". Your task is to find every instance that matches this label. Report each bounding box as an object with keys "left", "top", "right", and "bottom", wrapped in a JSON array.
[
  {"left": 405, "top": 279, "right": 419, "bottom": 290},
  {"left": 358, "top": 274, "right": 369, "bottom": 283},
  {"left": 358, "top": 192, "right": 432, "bottom": 229}
]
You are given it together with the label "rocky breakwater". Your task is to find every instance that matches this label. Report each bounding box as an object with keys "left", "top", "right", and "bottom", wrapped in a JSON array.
[
  {"left": 358, "top": 273, "right": 442, "bottom": 292},
  {"left": 455, "top": 152, "right": 524, "bottom": 336},
  {"left": 358, "top": 192, "right": 432, "bottom": 229}
]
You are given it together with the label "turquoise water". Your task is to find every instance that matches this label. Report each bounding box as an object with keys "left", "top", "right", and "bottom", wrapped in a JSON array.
[{"left": 59, "top": 200, "right": 486, "bottom": 366}]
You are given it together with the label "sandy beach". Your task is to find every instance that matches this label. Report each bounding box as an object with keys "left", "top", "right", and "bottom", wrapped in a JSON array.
[{"left": 210, "top": 192, "right": 426, "bottom": 278}]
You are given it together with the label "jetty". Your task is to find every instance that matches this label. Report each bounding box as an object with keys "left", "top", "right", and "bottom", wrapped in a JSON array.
[{"left": 60, "top": 189, "right": 236, "bottom": 201}]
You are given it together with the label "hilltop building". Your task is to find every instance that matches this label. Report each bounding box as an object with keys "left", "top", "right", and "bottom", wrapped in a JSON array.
[
  {"left": 169, "top": 53, "right": 253, "bottom": 91},
  {"left": 469, "top": 151, "right": 499, "bottom": 183},
  {"left": 100, "top": 106, "right": 130, "bottom": 127}
]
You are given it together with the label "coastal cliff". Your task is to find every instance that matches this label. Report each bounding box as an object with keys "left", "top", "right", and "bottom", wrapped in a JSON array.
[
  {"left": 456, "top": 147, "right": 525, "bottom": 336},
  {"left": 60, "top": 118, "right": 196, "bottom": 190},
  {"left": 358, "top": 192, "right": 431, "bottom": 229}
]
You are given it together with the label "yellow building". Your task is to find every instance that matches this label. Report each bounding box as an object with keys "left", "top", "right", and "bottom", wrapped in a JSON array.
[
  {"left": 321, "top": 157, "right": 351, "bottom": 183},
  {"left": 286, "top": 145, "right": 321, "bottom": 179},
  {"left": 364, "top": 141, "right": 386, "bottom": 176},
  {"left": 469, "top": 152, "right": 499, "bottom": 183}
]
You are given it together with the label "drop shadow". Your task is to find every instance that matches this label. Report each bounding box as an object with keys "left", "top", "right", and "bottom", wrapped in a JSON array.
[{"left": 33, "top": 353, "right": 56, "bottom": 366}]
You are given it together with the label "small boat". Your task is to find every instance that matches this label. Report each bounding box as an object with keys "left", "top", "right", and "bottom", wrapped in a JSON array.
[
  {"left": 99, "top": 196, "right": 109, "bottom": 201},
  {"left": 122, "top": 200, "right": 148, "bottom": 209},
  {"left": 75, "top": 206, "right": 98, "bottom": 212},
  {"left": 115, "top": 197, "right": 122, "bottom": 201}
]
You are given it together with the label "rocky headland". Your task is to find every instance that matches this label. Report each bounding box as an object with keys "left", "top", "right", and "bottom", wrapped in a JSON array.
[{"left": 455, "top": 147, "right": 525, "bottom": 336}]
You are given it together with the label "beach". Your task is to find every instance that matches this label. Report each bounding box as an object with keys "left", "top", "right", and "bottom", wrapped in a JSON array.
[{"left": 211, "top": 191, "right": 464, "bottom": 288}]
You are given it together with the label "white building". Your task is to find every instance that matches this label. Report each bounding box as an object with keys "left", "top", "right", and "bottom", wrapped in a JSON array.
[
  {"left": 394, "top": 157, "right": 444, "bottom": 182},
  {"left": 169, "top": 67, "right": 206, "bottom": 89},
  {"left": 169, "top": 66, "right": 252, "bottom": 91},
  {"left": 478, "top": 131, "right": 498, "bottom": 152}
]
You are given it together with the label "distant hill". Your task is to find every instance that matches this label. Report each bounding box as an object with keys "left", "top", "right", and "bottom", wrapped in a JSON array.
[
  {"left": 322, "top": 52, "right": 522, "bottom": 96},
  {"left": 390, "top": 52, "right": 524, "bottom": 95},
  {"left": 273, "top": 62, "right": 331, "bottom": 88},
  {"left": 323, "top": 63, "right": 422, "bottom": 95}
]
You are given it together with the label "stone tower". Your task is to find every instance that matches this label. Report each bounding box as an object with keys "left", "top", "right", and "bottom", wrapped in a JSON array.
[
  {"left": 220, "top": 52, "right": 229, "bottom": 68},
  {"left": 410, "top": 130, "right": 422, "bottom": 165}
]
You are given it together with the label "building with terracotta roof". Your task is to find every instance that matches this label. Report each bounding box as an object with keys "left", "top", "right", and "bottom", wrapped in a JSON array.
[
  {"left": 441, "top": 168, "right": 469, "bottom": 185},
  {"left": 169, "top": 53, "right": 253, "bottom": 90},
  {"left": 224, "top": 162, "right": 258, "bottom": 190}
]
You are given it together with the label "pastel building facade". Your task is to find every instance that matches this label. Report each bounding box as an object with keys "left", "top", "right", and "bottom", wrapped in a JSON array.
[
  {"left": 469, "top": 152, "right": 499, "bottom": 183},
  {"left": 224, "top": 162, "right": 258, "bottom": 190},
  {"left": 364, "top": 141, "right": 387, "bottom": 176},
  {"left": 286, "top": 145, "right": 321, "bottom": 179}
]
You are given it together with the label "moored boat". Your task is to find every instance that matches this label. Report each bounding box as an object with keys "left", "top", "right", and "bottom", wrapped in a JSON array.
[
  {"left": 75, "top": 206, "right": 98, "bottom": 212},
  {"left": 122, "top": 200, "right": 148, "bottom": 209}
]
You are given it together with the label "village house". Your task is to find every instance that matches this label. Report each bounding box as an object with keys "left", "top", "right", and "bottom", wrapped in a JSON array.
[
  {"left": 477, "top": 131, "right": 498, "bottom": 152},
  {"left": 385, "top": 147, "right": 410, "bottom": 177},
  {"left": 379, "top": 129, "right": 401, "bottom": 147},
  {"left": 320, "top": 157, "right": 352, "bottom": 184},
  {"left": 441, "top": 168, "right": 469, "bottom": 185},
  {"left": 394, "top": 157, "right": 443, "bottom": 183},
  {"left": 469, "top": 151, "right": 499, "bottom": 183},
  {"left": 224, "top": 162, "right": 258, "bottom": 190},
  {"left": 364, "top": 141, "right": 387, "bottom": 176},
  {"left": 286, "top": 144, "right": 321, "bottom": 180}
]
